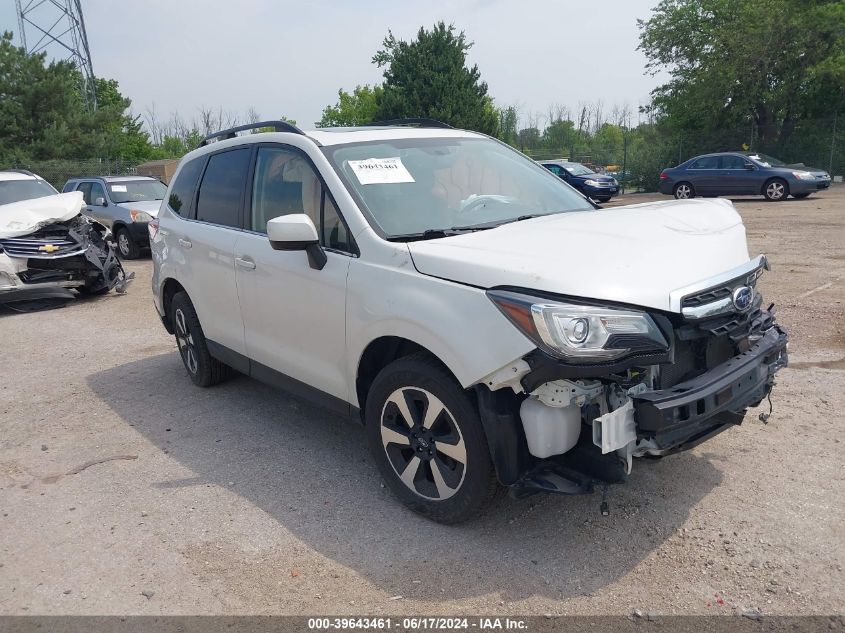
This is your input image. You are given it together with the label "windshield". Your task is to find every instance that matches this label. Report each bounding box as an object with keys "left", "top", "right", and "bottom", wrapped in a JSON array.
[
  {"left": 0, "top": 179, "right": 58, "bottom": 206},
  {"left": 563, "top": 163, "right": 593, "bottom": 176},
  {"left": 108, "top": 180, "right": 166, "bottom": 204},
  {"left": 747, "top": 153, "right": 786, "bottom": 167},
  {"left": 324, "top": 137, "right": 593, "bottom": 238}
]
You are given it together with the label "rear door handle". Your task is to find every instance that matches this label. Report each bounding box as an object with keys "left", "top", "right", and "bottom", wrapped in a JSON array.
[
  {"left": 235, "top": 257, "right": 256, "bottom": 270},
  {"left": 178, "top": 238, "right": 192, "bottom": 248}
]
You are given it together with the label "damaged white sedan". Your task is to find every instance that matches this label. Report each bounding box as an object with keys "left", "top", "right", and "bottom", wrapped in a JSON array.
[{"left": 0, "top": 170, "right": 132, "bottom": 302}]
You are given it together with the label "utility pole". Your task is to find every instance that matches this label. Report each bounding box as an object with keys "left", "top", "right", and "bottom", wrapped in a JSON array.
[
  {"left": 14, "top": 0, "right": 97, "bottom": 111},
  {"left": 829, "top": 112, "right": 838, "bottom": 175}
]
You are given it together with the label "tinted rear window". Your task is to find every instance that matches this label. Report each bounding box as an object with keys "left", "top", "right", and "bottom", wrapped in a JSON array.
[
  {"left": 167, "top": 157, "right": 205, "bottom": 217},
  {"left": 195, "top": 149, "right": 250, "bottom": 228}
]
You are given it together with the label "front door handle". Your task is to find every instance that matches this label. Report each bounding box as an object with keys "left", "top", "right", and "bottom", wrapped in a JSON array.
[
  {"left": 178, "top": 238, "right": 192, "bottom": 248},
  {"left": 235, "top": 257, "right": 256, "bottom": 270}
]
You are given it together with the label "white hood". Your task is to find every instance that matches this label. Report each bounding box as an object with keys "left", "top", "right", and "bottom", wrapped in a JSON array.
[
  {"left": 0, "top": 192, "right": 83, "bottom": 239},
  {"left": 407, "top": 198, "right": 751, "bottom": 313}
]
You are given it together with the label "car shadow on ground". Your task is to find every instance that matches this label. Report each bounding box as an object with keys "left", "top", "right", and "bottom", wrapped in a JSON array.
[{"left": 87, "top": 352, "right": 724, "bottom": 602}]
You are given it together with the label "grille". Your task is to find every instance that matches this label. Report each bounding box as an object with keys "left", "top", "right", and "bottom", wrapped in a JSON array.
[
  {"left": 0, "top": 236, "right": 85, "bottom": 259},
  {"left": 681, "top": 267, "right": 763, "bottom": 310}
]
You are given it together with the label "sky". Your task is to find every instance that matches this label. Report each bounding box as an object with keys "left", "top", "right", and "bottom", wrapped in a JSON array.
[{"left": 2, "top": 0, "right": 668, "bottom": 131}]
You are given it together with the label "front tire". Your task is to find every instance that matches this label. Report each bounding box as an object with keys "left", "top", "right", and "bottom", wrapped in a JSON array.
[
  {"left": 365, "top": 354, "right": 500, "bottom": 523},
  {"left": 170, "top": 292, "right": 233, "bottom": 387},
  {"left": 673, "top": 182, "right": 695, "bottom": 199},
  {"left": 116, "top": 227, "right": 141, "bottom": 259},
  {"left": 764, "top": 178, "right": 788, "bottom": 201}
]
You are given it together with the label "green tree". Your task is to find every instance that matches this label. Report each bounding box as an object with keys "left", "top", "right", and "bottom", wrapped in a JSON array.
[
  {"left": 639, "top": 0, "right": 845, "bottom": 148},
  {"left": 317, "top": 85, "right": 381, "bottom": 127},
  {"left": 497, "top": 106, "right": 519, "bottom": 146},
  {"left": 372, "top": 22, "right": 498, "bottom": 135},
  {"left": 0, "top": 31, "right": 153, "bottom": 163}
]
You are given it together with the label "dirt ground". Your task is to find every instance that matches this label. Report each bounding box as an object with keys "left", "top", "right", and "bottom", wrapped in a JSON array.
[{"left": 1, "top": 187, "right": 843, "bottom": 617}]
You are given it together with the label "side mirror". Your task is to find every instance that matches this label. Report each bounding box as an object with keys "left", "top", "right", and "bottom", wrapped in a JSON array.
[
  {"left": 266, "top": 214, "right": 327, "bottom": 270},
  {"left": 95, "top": 197, "right": 107, "bottom": 206},
  {"left": 744, "top": 163, "right": 755, "bottom": 170}
]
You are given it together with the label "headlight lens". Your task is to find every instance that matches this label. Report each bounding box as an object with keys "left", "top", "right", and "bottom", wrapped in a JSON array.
[
  {"left": 488, "top": 290, "right": 668, "bottom": 363},
  {"left": 792, "top": 171, "right": 814, "bottom": 180},
  {"left": 130, "top": 210, "right": 153, "bottom": 222},
  {"left": 583, "top": 179, "right": 600, "bottom": 187}
]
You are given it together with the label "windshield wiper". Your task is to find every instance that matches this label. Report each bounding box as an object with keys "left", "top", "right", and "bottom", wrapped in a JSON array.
[{"left": 387, "top": 215, "right": 549, "bottom": 242}]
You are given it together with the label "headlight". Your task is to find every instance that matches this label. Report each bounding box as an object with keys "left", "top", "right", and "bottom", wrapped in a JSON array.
[
  {"left": 129, "top": 210, "right": 153, "bottom": 222},
  {"left": 792, "top": 171, "right": 814, "bottom": 180},
  {"left": 487, "top": 290, "right": 668, "bottom": 363},
  {"left": 584, "top": 179, "right": 600, "bottom": 187}
]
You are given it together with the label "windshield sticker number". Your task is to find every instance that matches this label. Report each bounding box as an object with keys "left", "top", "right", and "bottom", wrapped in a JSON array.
[
  {"left": 110, "top": 185, "right": 128, "bottom": 192},
  {"left": 348, "top": 158, "right": 415, "bottom": 185}
]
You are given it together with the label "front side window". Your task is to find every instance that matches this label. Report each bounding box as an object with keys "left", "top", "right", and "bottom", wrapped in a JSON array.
[
  {"left": 720, "top": 156, "right": 747, "bottom": 170},
  {"left": 107, "top": 180, "right": 166, "bottom": 204},
  {"left": 250, "top": 146, "right": 350, "bottom": 251},
  {"left": 0, "top": 178, "right": 58, "bottom": 205},
  {"left": 196, "top": 149, "right": 250, "bottom": 228},
  {"left": 89, "top": 182, "right": 106, "bottom": 204},
  {"left": 323, "top": 137, "right": 593, "bottom": 238}
]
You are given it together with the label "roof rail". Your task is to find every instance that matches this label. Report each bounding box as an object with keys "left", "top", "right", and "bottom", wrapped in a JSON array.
[
  {"left": 364, "top": 118, "right": 454, "bottom": 129},
  {"left": 3, "top": 168, "right": 36, "bottom": 177},
  {"left": 199, "top": 120, "right": 305, "bottom": 147}
]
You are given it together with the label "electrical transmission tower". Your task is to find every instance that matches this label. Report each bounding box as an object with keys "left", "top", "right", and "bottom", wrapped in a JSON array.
[{"left": 14, "top": 0, "right": 97, "bottom": 110}]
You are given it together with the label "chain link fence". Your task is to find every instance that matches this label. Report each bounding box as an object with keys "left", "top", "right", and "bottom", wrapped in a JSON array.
[
  {"left": 5, "top": 159, "right": 140, "bottom": 191},
  {"left": 520, "top": 116, "right": 843, "bottom": 193}
]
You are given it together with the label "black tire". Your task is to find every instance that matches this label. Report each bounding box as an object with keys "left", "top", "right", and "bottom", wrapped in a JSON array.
[
  {"left": 763, "top": 178, "right": 788, "bottom": 202},
  {"left": 596, "top": 197, "right": 611, "bottom": 203},
  {"left": 115, "top": 227, "right": 141, "bottom": 259},
  {"left": 673, "top": 182, "right": 695, "bottom": 199},
  {"left": 792, "top": 192, "right": 811, "bottom": 199},
  {"left": 365, "top": 353, "right": 500, "bottom": 524},
  {"left": 170, "top": 291, "right": 233, "bottom": 387}
]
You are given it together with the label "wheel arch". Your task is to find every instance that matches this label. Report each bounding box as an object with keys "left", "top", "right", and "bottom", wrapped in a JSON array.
[
  {"left": 762, "top": 175, "right": 789, "bottom": 196},
  {"left": 355, "top": 336, "right": 460, "bottom": 421},
  {"left": 159, "top": 277, "right": 187, "bottom": 334}
]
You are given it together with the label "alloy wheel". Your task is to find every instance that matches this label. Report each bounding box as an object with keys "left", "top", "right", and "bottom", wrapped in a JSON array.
[
  {"left": 174, "top": 307, "right": 198, "bottom": 374},
  {"left": 380, "top": 387, "right": 467, "bottom": 501},
  {"left": 766, "top": 181, "right": 785, "bottom": 200},
  {"left": 675, "top": 184, "right": 691, "bottom": 199},
  {"left": 118, "top": 232, "right": 131, "bottom": 257}
]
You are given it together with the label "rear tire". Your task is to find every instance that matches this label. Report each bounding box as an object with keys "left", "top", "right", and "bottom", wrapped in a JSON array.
[
  {"left": 365, "top": 353, "right": 500, "bottom": 524},
  {"left": 673, "top": 182, "right": 695, "bottom": 199},
  {"left": 116, "top": 227, "right": 140, "bottom": 259},
  {"left": 763, "top": 178, "right": 788, "bottom": 201},
  {"left": 170, "top": 292, "right": 233, "bottom": 387}
]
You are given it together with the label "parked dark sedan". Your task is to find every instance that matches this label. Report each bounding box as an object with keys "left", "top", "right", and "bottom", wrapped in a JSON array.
[
  {"left": 539, "top": 160, "right": 619, "bottom": 202},
  {"left": 659, "top": 152, "right": 831, "bottom": 201}
]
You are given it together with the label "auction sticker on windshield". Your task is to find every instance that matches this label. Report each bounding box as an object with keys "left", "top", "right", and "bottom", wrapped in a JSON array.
[
  {"left": 111, "top": 185, "right": 128, "bottom": 192},
  {"left": 348, "top": 158, "right": 415, "bottom": 185}
]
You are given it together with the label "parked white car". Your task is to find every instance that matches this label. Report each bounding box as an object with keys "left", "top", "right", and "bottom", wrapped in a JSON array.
[
  {"left": 0, "top": 170, "right": 131, "bottom": 301},
  {"left": 150, "top": 120, "right": 788, "bottom": 523}
]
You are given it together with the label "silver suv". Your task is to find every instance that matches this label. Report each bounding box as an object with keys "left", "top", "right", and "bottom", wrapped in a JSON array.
[{"left": 63, "top": 176, "right": 166, "bottom": 259}]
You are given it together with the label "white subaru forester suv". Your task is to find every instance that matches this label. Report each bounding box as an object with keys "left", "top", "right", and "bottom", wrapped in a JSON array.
[{"left": 151, "top": 119, "right": 788, "bottom": 523}]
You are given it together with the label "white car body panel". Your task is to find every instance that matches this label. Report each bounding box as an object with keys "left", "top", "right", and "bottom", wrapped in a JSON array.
[
  {"left": 407, "top": 198, "right": 749, "bottom": 312},
  {"left": 0, "top": 192, "right": 83, "bottom": 238},
  {"left": 344, "top": 229, "right": 535, "bottom": 404},
  {"left": 234, "top": 231, "right": 352, "bottom": 401}
]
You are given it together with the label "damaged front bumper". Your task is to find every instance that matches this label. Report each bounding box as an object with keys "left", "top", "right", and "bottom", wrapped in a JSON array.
[
  {"left": 0, "top": 215, "right": 133, "bottom": 299},
  {"left": 630, "top": 325, "right": 788, "bottom": 453}
]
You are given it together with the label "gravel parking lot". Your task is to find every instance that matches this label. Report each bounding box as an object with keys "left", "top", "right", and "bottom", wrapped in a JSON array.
[{"left": 1, "top": 188, "right": 843, "bottom": 617}]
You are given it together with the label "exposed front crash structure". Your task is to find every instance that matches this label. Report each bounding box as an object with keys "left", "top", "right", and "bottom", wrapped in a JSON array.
[
  {"left": 0, "top": 192, "right": 133, "bottom": 300},
  {"left": 475, "top": 255, "right": 788, "bottom": 500}
]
